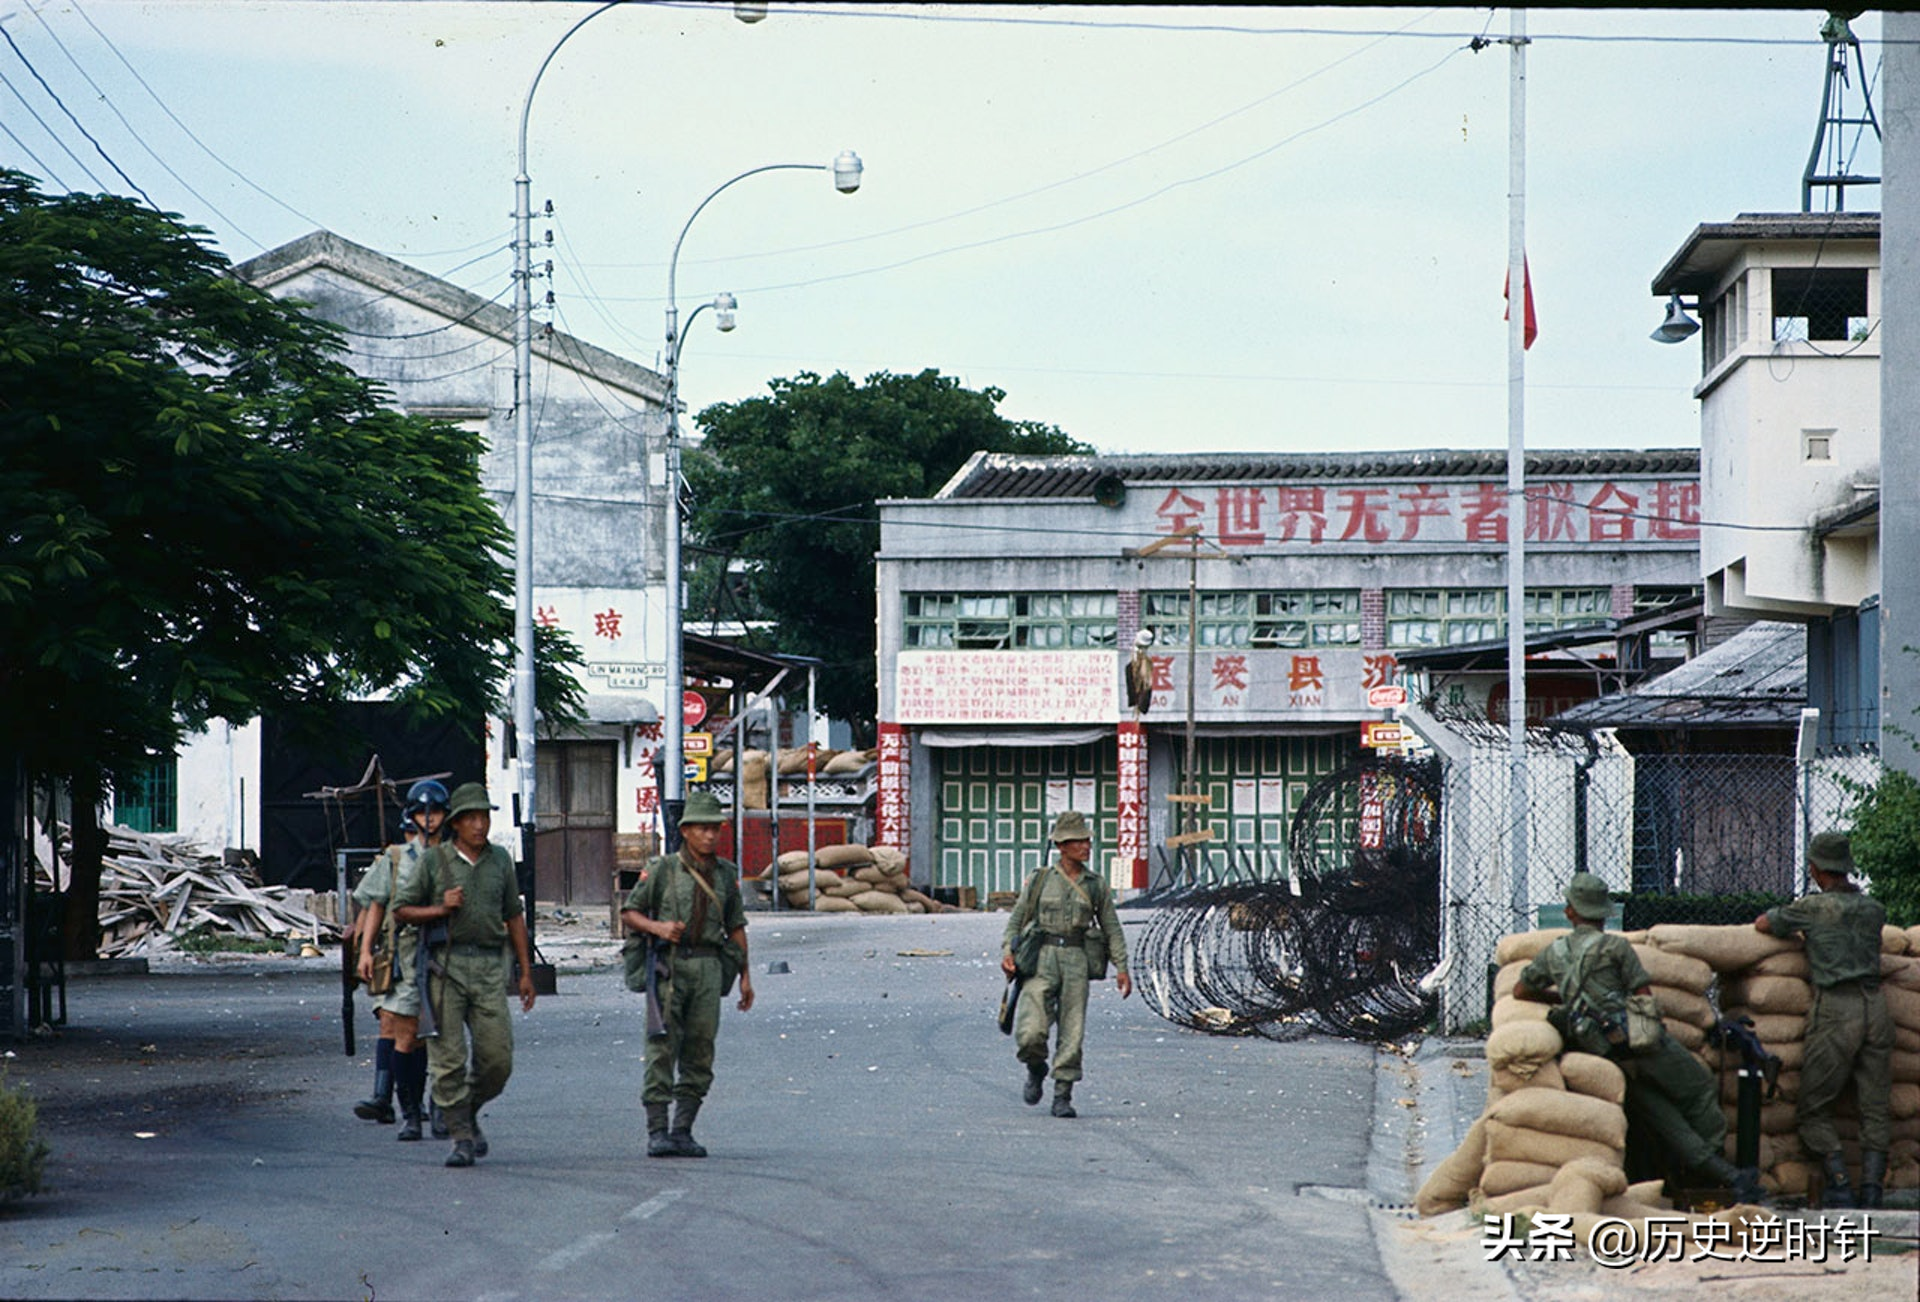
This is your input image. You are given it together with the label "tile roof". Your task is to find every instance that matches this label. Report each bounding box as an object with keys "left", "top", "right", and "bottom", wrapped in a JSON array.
[{"left": 1550, "top": 621, "right": 1805, "bottom": 729}]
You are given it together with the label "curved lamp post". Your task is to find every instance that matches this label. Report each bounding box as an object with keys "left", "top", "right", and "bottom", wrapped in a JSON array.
[{"left": 658, "top": 153, "right": 862, "bottom": 851}]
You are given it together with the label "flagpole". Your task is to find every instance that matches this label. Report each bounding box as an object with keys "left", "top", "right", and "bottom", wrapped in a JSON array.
[{"left": 1505, "top": 9, "right": 1530, "bottom": 932}]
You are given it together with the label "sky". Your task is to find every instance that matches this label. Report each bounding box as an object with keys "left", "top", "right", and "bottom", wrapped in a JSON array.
[{"left": 0, "top": 2, "right": 1885, "bottom": 458}]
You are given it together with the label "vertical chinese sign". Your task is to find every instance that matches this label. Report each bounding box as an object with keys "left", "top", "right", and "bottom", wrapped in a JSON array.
[
  {"left": 1116, "top": 720, "right": 1148, "bottom": 888},
  {"left": 875, "top": 722, "right": 909, "bottom": 852}
]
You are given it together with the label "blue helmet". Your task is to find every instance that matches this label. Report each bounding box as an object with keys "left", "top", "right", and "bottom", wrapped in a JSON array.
[{"left": 405, "top": 779, "right": 451, "bottom": 816}]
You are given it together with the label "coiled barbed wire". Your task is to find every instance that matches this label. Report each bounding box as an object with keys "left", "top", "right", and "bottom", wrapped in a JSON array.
[{"left": 1137, "top": 758, "right": 1443, "bottom": 1044}]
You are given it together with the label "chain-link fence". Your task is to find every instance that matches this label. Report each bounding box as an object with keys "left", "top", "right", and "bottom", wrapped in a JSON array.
[{"left": 1133, "top": 709, "right": 1884, "bottom": 1044}]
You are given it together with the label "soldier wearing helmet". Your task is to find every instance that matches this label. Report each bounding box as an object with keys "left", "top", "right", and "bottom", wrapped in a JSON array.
[{"left": 349, "top": 777, "right": 450, "bottom": 1139}]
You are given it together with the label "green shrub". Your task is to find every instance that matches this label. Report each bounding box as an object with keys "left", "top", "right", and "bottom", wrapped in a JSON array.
[
  {"left": 1849, "top": 767, "right": 1920, "bottom": 928},
  {"left": 176, "top": 925, "right": 281, "bottom": 955},
  {"left": 0, "top": 1074, "right": 49, "bottom": 1203}
]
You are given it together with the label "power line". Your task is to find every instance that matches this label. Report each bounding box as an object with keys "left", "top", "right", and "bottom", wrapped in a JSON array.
[
  {"left": 0, "top": 22, "right": 155, "bottom": 207},
  {"left": 0, "top": 62, "right": 106, "bottom": 190}
]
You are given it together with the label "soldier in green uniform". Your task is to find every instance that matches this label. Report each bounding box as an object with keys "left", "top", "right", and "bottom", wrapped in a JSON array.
[
  {"left": 1000, "top": 810, "right": 1131, "bottom": 1119},
  {"left": 1516, "top": 873, "right": 1760, "bottom": 1202},
  {"left": 620, "top": 790, "right": 753, "bottom": 1158},
  {"left": 350, "top": 778, "right": 449, "bottom": 1140},
  {"left": 393, "top": 782, "right": 537, "bottom": 1168},
  {"left": 1755, "top": 831, "right": 1892, "bottom": 1208}
]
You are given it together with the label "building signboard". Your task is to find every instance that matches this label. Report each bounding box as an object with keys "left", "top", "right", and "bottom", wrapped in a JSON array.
[{"left": 896, "top": 650, "right": 1119, "bottom": 724}]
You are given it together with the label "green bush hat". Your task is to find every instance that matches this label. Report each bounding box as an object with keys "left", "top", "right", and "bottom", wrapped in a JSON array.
[
  {"left": 1050, "top": 810, "right": 1093, "bottom": 843},
  {"left": 681, "top": 790, "right": 726, "bottom": 825},
  {"left": 1808, "top": 831, "right": 1855, "bottom": 876},
  {"left": 1563, "top": 871, "right": 1615, "bottom": 920},
  {"left": 447, "top": 782, "right": 495, "bottom": 819}
]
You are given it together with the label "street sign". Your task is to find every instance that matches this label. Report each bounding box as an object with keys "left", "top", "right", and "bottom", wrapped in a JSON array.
[
  {"left": 1362, "top": 721, "right": 1406, "bottom": 748},
  {"left": 1367, "top": 684, "right": 1408, "bottom": 709},
  {"left": 683, "top": 731, "right": 712, "bottom": 758},
  {"left": 683, "top": 690, "right": 709, "bottom": 728},
  {"left": 684, "top": 757, "right": 708, "bottom": 783}
]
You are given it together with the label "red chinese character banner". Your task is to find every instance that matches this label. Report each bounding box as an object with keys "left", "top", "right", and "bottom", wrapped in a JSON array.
[
  {"left": 875, "top": 722, "right": 909, "bottom": 851},
  {"left": 1116, "top": 720, "right": 1148, "bottom": 889},
  {"left": 1150, "top": 480, "right": 1700, "bottom": 547}
]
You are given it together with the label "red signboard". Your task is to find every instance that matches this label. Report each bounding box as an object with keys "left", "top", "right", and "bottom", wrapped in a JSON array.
[{"left": 683, "top": 690, "right": 708, "bottom": 728}]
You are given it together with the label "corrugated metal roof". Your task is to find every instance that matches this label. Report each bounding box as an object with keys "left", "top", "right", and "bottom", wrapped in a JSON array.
[
  {"left": 1550, "top": 621, "right": 1805, "bottom": 729},
  {"left": 937, "top": 449, "right": 1700, "bottom": 500}
]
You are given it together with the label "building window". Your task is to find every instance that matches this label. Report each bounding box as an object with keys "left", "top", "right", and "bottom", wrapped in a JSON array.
[
  {"left": 904, "top": 592, "right": 1117, "bottom": 649},
  {"left": 1703, "top": 276, "right": 1747, "bottom": 370},
  {"left": 1144, "top": 590, "right": 1361, "bottom": 649},
  {"left": 1385, "top": 588, "right": 1611, "bottom": 648},
  {"left": 1772, "top": 267, "right": 1871, "bottom": 343},
  {"left": 116, "top": 756, "right": 178, "bottom": 833},
  {"left": 1635, "top": 584, "right": 1701, "bottom": 653},
  {"left": 1803, "top": 429, "right": 1835, "bottom": 463}
]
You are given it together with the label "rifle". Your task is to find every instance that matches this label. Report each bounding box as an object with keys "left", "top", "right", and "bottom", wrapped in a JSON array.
[
  {"left": 998, "top": 972, "right": 1023, "bottom": 1035},
  {"left": 644, "top": 936, "right": 670, "bottom": 1040},
  {"left": 1709, "top": 1015, "right": 1780, "bottom": 1174},
  {"left": 416, "top": 919, "right": 447, "bottom": 1040}
]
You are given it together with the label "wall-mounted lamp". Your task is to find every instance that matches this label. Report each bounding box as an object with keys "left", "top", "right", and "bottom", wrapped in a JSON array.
[{"left": 1650, "top": 292, "right": 1701, "bottom": 344}]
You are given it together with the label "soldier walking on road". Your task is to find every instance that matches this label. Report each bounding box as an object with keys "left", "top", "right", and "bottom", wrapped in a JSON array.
[
  {"left": 1001, "top": 811, "right": 1131, "bottom": 1119},
  {"left": 394, "top": 782, "right": 536, "bottom": 1168},
  {"left": 620, "top": 790, "right": 753, "bottom": 1158},
  {"left": 1756, "top": 831, "right": 1893, "bottom": 1208},
  {"left": 350, "top": 778, "right": 449, "bottom": 1140}
]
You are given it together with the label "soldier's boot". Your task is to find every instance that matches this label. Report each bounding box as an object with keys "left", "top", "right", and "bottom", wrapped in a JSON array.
[
  {"left": 1818, "top": 1151, "right": 1854, "bottom": 1210},
  {"left": 430, "top": 1102, "right": 449, "bottom": 1140},
  {"left": 1861, "top": 1150, "right": 1888, "bottom": 1210},
  {"left": 471, "top": 1117, "right": 488, "bottom": 1159},
  {"left": 1699, "top": 1154, "right": 1765, "bottom": 1206},
  {"left": 1022, "top": 1061, "right": 1046, "bottom": 1106},
  {"left": 646, "top": 1103, "right": 675, "bottom": 1158},
  {"left": 1050, "top": 1082, "right": 1076, "bottom": 1119},
  {"left": 443, "top": 1103, "right": 476, "bottom": 1168},
  {"left": 669, "top": 1100, "right": 708, "bottom": 1158},
  {"left": 353, "top": 1040, "right": 396, "bottom": 1123},
  {"left": 395, "top": 1049, "right": 426, "bottom": 1141}
]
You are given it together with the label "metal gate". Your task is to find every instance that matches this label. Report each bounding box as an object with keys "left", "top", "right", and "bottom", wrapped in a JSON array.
[{"left": 934, "top": 743, "right": 1118, "bottom": 899}]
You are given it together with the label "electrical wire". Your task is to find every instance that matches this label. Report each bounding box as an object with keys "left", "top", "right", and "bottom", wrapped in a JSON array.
[
  {"left": 0, "top": 62, "right": 107, "bottom": 191},
  {"left": 0, "top": 23, "right": 155, "bottom": 207}
]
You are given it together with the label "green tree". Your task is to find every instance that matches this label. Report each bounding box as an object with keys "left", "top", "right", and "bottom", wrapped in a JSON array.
[
  {"left": 1848, "top": 766, "right": 1920, "bottom": 927},
  {"left": 0, "top": 171, "right": 514, "bottom": 956},
  {"left": 686, "top": 369, "right": 1089, "bottom": 737}
]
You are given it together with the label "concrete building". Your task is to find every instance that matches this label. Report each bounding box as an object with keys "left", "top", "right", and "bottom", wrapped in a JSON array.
[
  {"left": 1650, "top": 214, "right": 1882, "bottom": 749},
  {"left": 874, "top": 449, "right": 1703, "bottom": 901},
  {"left": 130, "top": 232, "right": 671, "bottom": 901}
]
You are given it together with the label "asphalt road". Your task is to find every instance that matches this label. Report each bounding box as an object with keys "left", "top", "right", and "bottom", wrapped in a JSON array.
[{"left": 2, "top": 912, "right": 1395, "bottom": 1302}]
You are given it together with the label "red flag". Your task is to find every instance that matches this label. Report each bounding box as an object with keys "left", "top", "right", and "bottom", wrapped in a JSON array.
[{"left": 1503, "top": 258, "right": 1537, "bottom": 350}]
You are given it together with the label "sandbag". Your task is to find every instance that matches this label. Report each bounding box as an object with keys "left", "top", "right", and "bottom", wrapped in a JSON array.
[
  {"left": 1897, "top": 1050, "right": 1920, "bottom": 1085},
  {"left": 1559, "top": 1053, "right": 1627, "bottom": 1106},
  {"left": 774, "top": 747, "right": 817, "bottom": 775},
  {"left": 822, "top": 748, "right": 874, "bottom": 774},
  {"left": 812, "top": 895, "right": 857, "bottom": 913},
  {"left": 1751, "top": 951, "right": 1812, "bottom": 980},
  {"left": 1486, "top": 1020, "right": 1563, "bottom": 1076},
  {"left": 1908, "top": 924, "right": 1920, "bottom": 956},
  {"left": 824, "top": 879, "right": 867, "bottom": 899},
  {"left": 1490, "top": 1059, "right": 1564, "bottom": 1097},
  {"left": 1721, "top": 1070, "right": 1799, "bottom": 1106},
  {"left": 1722, "top": 1012, "right": 1803, "bottom": 1046},
  {"left": 1495, "top": 929, "right": 1568, "bottom": 967},
  {"left": 778, "top": 868, "right": 844, "bottom": 892},
  {"left": 1650, "top": 983, "right": 1717, "bottom": 1030},
  {"left": 899, "top": 888, "right": 942, "bottom": 911},
  {"left": 739, "top": 751, "right": 771, "bottom": 810},
  {"left": 1663, "top": 1018, "right": 1707, "bottom": 1051},
  {"left": 1648, "top": 924, "right": 1794, "bottom": 972},
  {"left": 1616, "top": 1179, "right": 1671, "bottom": 1211},
  {"left": 1415, "top": 1116, "right": 1488, "bottom": 1216},
  {"left": 1759, "top": 1101, "right": 1798, "bottom": 1135},
  {"left": 1484, "top": 1119, "right": 1620, "bottom": 1169},
  {"left": 1893, "top": 1082, "right": 1920, "bottom": 1120},
  {"left": 776, "top": 849, "right": 813, "bottom": 874},
  {"left": 1722, "top": 975, "right": 1813, "bottom": 1017},
  {"left": 905, "top": 901, "right": 927, "bottom": 914},
  {"left": 815, "top": 843, "right": 876, "bottom": 871},
  {"left": 1766, "top": 1160, "right": 1811, "bottom": 1196},
  {"left": 1545, "top": 1163, "right": 1616, "bottom": 1214},
  {"left": 1479, "top": 1160, "right": 1560, "bottom": 1198},
  {"left": 851, "top": 890, "right": 908, "bottom": 915},
  {"left": 1898, "top": 1025, "right": 1920, "bottom": 1057},
  {"left": 1891, "top": 1159, "right": 1920, "bottom": 1190},
  {"left": 1885, "top": 983, "right": 1920, "bottom": 1034},
  {"left": 1476, "top": 1187, "right": 1551, "bottom": 1217},
  {"left": 869, "top": 845, "right": 908, "bottom": 875},
  {"left": 1885, "top": 925, "right": 1911, "bottom": 956},
  {"left": 1630, "top": 944, "right": 1714, "bottom": 996},
  {"left": 852, "top": 865, "right": 890, "bottom": 885},
  {"left": 1492, "top": 960, "right": 1526, "bottom": 1003},
  {"left": 1883, "top": 954, "right": 1920, "bottom": 992},
  {"left": 1488, "top": 1089, "right": 1628, "bottom": 1150},
  {"left": 1490, "top": 995, "right": 1552, "bottom": 1028}
]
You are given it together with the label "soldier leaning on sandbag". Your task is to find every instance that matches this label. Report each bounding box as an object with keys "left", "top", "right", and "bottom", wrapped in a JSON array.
[
  {"left": 1515, "top": 872, "right": 1763, "bottom": 1204},
  {"left": 1000, "top": 811, "right": 1131, "bottom": 1118},
  {"left": 1755, "top": 831, "right": 1893, "bottom": 1209},
  {"left": 620, "top": 790, "right": 753, "bottom": 1158}
]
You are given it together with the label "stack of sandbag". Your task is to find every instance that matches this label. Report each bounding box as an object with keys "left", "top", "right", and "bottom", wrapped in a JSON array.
[
  {"left": 1649, "top": 921, "right": 1920, "bottom": 1197},
  {"left": 735, "top": 750, "right": 771, "bottom": 810},
  {"left": 771, "top": 843, "right": 949, "bottom": 915},
  {"left": 1486, "top": 928, "right": 1717, "bottom": 1066}
]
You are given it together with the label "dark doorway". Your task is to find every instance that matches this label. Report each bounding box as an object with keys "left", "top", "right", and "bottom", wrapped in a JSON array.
[
  {"left": 259, "top": 705, "right": 483, "bottom": 890},
  {"left": 536, "top": 741, "right": 617, "bottom": 907}
]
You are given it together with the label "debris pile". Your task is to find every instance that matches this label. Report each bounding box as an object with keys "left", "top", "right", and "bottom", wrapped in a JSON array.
[{"left": 37, "top": 825, "right": 337, "bottom": 957}]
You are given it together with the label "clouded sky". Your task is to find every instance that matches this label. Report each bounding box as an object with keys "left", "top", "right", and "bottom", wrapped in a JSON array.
[{"left": 0, "top": 3, "right": 1883, "bottom": 456}]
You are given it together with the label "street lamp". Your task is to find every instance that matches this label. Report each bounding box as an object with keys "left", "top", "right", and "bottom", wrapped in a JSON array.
[{"left": 658, "top": 154, "right": 863, "bottom": 851}]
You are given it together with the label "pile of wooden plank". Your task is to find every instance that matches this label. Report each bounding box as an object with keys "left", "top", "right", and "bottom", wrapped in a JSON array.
[{"left": 37, "top": 825, "right": 337, "bottom": 957}]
